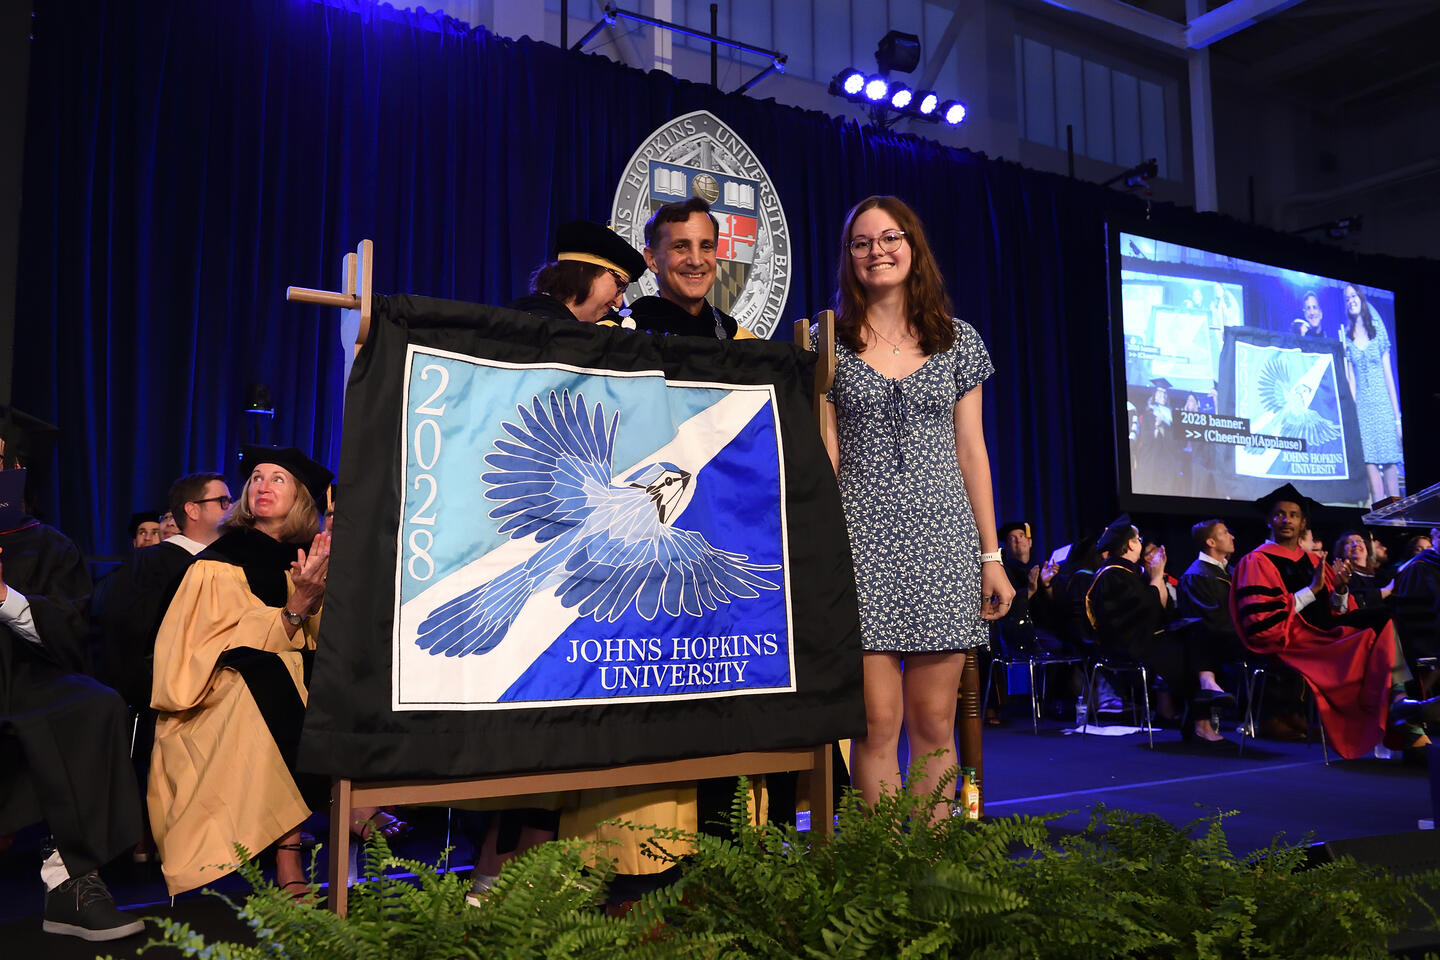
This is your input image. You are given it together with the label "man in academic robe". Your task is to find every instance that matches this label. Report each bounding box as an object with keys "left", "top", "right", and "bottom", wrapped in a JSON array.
[
  {"left": 507, "top": 220, "right": 648, "bottom": 325},
  {"left": 1230, "top": 484, "right": 1435, "bottom": 758},
  {"left": 626, "top": 197, "right": 755, "bottom": 340},
  {"left": 0, "top": 451, "right": 144, "bottom": 941},
  {"left": 1390, "top": 527, "right": 1440, "bottom": 688},
  {"left": 1177, "top": 518, "right": 1248, "bottom": 740},
  {"left": 93, "top": 472, "right": 233, "bottom": 711},
  {"left": 128, "top": 511, "right": 162, "bottom": 550},
  {"left": 1086, "top": 514, "right": 1234, "bottom": 740}
]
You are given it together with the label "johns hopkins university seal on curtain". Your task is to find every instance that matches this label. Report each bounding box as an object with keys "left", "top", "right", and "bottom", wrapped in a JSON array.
[{"left": 611, "top": 111, "right": 791, "bottom": 339}]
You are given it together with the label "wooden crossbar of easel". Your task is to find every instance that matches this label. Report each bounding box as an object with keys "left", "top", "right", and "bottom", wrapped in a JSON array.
[{"left": 286, "top": 242, "right": 847, "bottom": 915}]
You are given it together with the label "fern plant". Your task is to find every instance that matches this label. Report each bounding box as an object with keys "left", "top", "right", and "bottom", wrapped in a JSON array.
[
  {"left": 636, "top": 764, "right": 1437, "bottom": 960},
  {"left": 102, "top": 760, "right": 1437, "bottom": 960},
  {"left": 108, "top": 831, "right": 728, "bottom": 959}
]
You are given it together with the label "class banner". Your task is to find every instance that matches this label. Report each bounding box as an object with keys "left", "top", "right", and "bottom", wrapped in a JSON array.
[
  {"left": 301, "top": 294, "right": 864, "bottom": 779},
  {"left": 1216, "top": 327, "right": 1369, "bottom": 505}
]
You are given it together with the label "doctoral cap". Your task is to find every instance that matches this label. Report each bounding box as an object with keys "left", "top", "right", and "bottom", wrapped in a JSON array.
[
  {"left": 238, "top": 445, "right": 335, "bottom": 510},
  {"left": 1096, "top": 514, "right": 1138, "bottom": 555},
  {"left": 556, "top": 221, "right": 647, "bottom": 285},
  {"left": 998, "top": 521, "right": 1032, "bottom": 541},
  {"left": 128, "top": 511, "right": 161, "bottom": 537},
  {"left": 1256, "top": 482, "right": 1319, "bottom": 521}
]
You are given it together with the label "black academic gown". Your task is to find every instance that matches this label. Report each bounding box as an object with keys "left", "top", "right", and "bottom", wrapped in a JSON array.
[
  {"left": 1176, "top": 557, "right": 1245, "bottom": 670},
  {"left": 1086, "top": 558, "right": 1199, "bottom": 699},
  {"left": 506, "top": 293, "right": 580, "bottom": 323},
  {"left": 627, "top": 295, "right": 737, "bottom": 339},
  {"left": 1086, "top": 559, "right": 1166, "bottom": 658},
  {"left": 91, "top": 540, "right": 198, "bottom": 709},
  {"left": 1392, "top": 550, "right": 1440, "bottom": 670},
  {"left": 0, "top": 519, "right": 140, "bottom": 877},
  {"left": 995, "top": 557, "right": 1038, "bottom": 656}
]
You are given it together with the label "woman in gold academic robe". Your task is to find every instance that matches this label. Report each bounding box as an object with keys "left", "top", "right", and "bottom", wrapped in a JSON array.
[{"left": 147, "top": 446, "right": 386, "bottom": 895}]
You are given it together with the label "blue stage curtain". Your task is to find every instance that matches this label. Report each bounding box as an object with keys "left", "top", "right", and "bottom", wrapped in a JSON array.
[{"left": 16, "top": 0, "right": 1434, "bottom": 557}]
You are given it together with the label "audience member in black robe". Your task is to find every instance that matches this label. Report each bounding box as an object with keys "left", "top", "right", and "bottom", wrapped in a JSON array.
[
  {"left": 128, "top": 511, "right": 162, "bottom": 550},
  {"left": 1176, "top": 518, "right": 1246, "bottom": 740},
  {"left": 94, "top": 473, "right": 233, "bottom": 711},
  {"left": 507, "top": 220, "right": 647, "bottom": 326},
  {"left": 1391, "top": 530, "right": 1440, "bottom": 688},
  {"left": 0, "top": 457, "right": 144, "bottom": 941},
  {"left": 1086, "top": 515, "right": 1235, "bottom": 742},
  {"left": 1335, "top": 530, "right": 1388, "bottom": 610},
  {"left": 626, "top": 197, "right": 747, "bottom": 339},
  {"left": 91, "top": 472, "right": 232, "bottom": 861},
  {"left": 1052, "top": 536, "right": 1101, "bottom": 652}
]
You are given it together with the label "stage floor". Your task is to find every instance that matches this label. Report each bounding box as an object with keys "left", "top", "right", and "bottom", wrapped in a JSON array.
[{"left": 1, "top": 715, "right": 1431, "bottom": 957}]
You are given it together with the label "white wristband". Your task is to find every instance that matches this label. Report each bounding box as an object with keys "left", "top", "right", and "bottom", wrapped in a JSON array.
[{"left": 979, "top": 551, "right": 1003, "bottom": 564}]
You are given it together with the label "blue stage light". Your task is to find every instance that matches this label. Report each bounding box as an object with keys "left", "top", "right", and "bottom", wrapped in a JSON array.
[
  {"left": 917, "top": 92, "right": 939, "bottom": 116},
  {"left": 863, "top": 75, "right": 889, "bottom": 102},
  {"left": 839, "top": 69, "right": 865, "bottom": 96},
  {"left": 888, "top": 85, "right": 913, "bottom": 110},
  {"left": 941, "top": 100, "right": 967, "bottom": 125}
]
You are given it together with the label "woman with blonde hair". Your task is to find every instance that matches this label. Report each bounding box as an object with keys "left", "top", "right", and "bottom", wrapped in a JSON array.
[
  {"left": 148, "top": 446, "right": 394, "bottom": 895},
  {"left": 820, "top": 196, "right": 1013, "bottom": 820}
]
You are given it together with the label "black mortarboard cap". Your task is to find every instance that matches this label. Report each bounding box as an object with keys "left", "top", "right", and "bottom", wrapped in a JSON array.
[
  {"left": 238, "top": 445, "right": 335, "bottom": 510},
  {"left": 128, "top": 511, "right": 161, "bottom": 537},
  {"left": 1096, "top": 513, "right": 1137, "bottom": 555},
  {"left": 1256, "top": 482, "right": 1319, "bottom": 520},
  {"left": 1150, "top": 377, "right": 1173, "bottom": 390},
  {"left": 555, "top": 221, "right": 647, "bottom": 285},
  {"left": 998, "top": 521, "right": 1032, "bottom": 540}
]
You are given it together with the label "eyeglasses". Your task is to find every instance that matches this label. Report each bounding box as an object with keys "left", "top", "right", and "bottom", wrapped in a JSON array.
[
  {"left": 847, "top": 230, "right": 907, "bottom": 258},
  {"left": 192, "top": 496, "right": 234, "bottom": 509},
  {"left": 606, "top": 268, "right": 631, "bottom": 289}
]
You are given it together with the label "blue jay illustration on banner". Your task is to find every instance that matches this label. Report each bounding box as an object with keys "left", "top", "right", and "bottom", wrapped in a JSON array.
[
  {"left": 413, "top": 390, "right": 780, "bottom": 658},
  {"left": 392, "top": 347, "right": 796, "bottom": 711},
  {"left": 1233, "top": 341, "right": 1348, "bottom": 481}
]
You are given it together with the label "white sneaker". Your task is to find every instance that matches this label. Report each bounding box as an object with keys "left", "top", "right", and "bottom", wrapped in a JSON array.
[{"left": 465, "top": 872, "right": 497, "bottom": 908}]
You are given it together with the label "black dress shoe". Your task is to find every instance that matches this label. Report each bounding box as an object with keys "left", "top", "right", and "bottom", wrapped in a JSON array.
[
  {"left": 1192, "top": 690, "right": 1236, "bottom": 709},
  {"left": 1390, "top": 696, "right": 1440, "bottom": 725},
  {"left": 42, "top": 873, "right": 144, "bottom": 941}
]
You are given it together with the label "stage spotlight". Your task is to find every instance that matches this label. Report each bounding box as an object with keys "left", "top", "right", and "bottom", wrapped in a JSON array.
[
  {"left": 888, "top": 84, "right": 913, "bottom": 110},
  {"left": 863, "top": 75, "right": 889, "bottom": 102},
  {"left": 834, "top": 68, "right": 866, "bottom": 96},
  {"left": 875, "top": 30, "right": 922, "bottom": 74},
  {"left": 917, "top": 91, "right": 939, "bottom": 116},
  {"left": 941, "top": 100, "right": 967, "bottom": 125}
]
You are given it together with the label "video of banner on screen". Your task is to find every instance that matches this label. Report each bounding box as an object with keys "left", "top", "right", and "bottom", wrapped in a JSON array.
[{"left": 1118, "top": 232, "right": 1403, "bottom": 508}]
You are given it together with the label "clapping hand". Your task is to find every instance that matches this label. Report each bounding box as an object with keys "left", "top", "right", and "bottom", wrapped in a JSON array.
[
  {"left": 288, "top": 530, "right": 331, "bottom": 614},
  {"left": 1146, "top": 545, "right": 1167, "bottom": 582},
  {"left": 1040, "top": 559, "right": 1060, "bottom": 587},
  {"left": 1330, "top": 556, "right": 1353, "bottom": 592},
  {"left": 1309, "top": 550, "right": 1329, "bottom": 593}
]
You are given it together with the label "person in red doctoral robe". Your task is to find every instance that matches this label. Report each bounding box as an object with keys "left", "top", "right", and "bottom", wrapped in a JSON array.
[{"left": 1230, "top": 483, "right": 1436, "bottom": 758}]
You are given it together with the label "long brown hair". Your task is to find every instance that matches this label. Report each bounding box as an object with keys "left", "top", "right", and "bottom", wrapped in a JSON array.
[
  {"left": 1342, "top": 284, "right": 1376, "bottom": 341},
  {"left": 833, "top": 196, "right": 955, "bottom": 355},
  {"left": 221, "top": 467, "right": 321, "bottom": 543}
]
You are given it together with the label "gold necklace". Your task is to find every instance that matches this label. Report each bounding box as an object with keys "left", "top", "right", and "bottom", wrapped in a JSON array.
[{"left": 869, "top": 325, "right": 913, "bottom": 355}]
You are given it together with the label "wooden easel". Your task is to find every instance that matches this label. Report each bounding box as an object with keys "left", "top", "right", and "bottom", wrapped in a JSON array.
[{"left": 287, "top": 243, "right": 839, "bottom": 915}]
